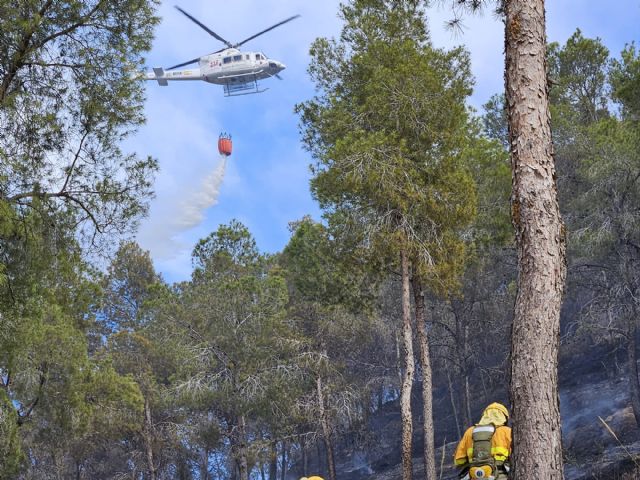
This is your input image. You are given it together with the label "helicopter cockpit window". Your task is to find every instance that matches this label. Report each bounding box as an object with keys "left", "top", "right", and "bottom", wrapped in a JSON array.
[
  {"left": 255, "top": 54, "right": 261, "bottom": 60},
  {"left": 223, "top": 57, "right": 232, "bottom": 64},
  {"left": 233, "top": 55, "right": 242, "bottom": 61}
]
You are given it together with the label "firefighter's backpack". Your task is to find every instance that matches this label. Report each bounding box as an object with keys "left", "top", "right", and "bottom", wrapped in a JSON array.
[{"left": 469, "top": 424, "right": 497, "bottom": 479}]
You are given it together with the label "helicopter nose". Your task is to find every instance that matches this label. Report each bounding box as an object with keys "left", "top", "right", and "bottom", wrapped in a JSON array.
[{"left": 269, "top": 61, "right": 286, "bottom": 72}]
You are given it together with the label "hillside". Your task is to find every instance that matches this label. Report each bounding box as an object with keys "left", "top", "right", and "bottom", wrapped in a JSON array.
[{"left": 289, "top": 345, "right": 640, "bottom": 480}]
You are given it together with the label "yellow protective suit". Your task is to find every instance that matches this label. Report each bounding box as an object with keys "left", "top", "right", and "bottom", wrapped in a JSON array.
[{"left": 453, "top": 403, "right": 512, "bottom": 470}]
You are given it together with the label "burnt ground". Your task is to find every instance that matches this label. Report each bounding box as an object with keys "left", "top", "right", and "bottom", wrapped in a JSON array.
[{"left": 297, "top": 340, "right": 640, "bottom": 480}]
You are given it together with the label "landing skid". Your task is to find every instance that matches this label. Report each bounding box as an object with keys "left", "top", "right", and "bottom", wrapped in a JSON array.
[{"left": 223, "top": 76, "right": 268, "bottom": 96}]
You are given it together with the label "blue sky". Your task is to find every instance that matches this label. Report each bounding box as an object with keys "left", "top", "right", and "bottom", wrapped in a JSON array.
[{"left": 129, "top": 0, "right": 640, "bottom": 283}]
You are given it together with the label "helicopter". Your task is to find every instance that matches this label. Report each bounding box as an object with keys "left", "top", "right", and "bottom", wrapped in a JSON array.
[{"left": 144, "top": 6, "right": 300, "bottom": 96}]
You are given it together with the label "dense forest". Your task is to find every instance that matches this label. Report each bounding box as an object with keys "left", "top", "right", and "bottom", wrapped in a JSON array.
[{"left": 1, "top": 0, "right": 640, "bottom": 479}]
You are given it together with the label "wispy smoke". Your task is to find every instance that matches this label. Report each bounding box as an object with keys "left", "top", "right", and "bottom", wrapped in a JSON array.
[
  {"left": 139, "top": 155, "right": 228, "bottom": 260},
  {"left": 174, "top": 155, "right": 228, "bottom": 230}
]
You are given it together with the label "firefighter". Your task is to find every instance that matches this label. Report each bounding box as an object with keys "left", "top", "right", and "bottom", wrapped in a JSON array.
[{"left": 453, "top": 402, "right": 512, "bottom": 479}]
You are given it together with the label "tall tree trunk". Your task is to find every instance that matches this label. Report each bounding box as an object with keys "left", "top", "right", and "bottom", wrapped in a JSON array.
[
  {"left": 269, "top": 441, "right": 278, "bottom": 480},
  {"left": 317, "top": 441, "right": 324, "bottom": 472},
  {"left": 505, "top": 1, "right": 567, "bottom": 479},
  {"left": 400, "top": 249, "right": 415, "bottom": 480},
  {"left": 411, "top": 277, "right": 436, "bottom": 480},
  {"left": 317, "top": 376, "right": 337, "bottom": 480},
  {"left": 200, "top": 448, "right": 210, "bottom": 480},
  {"left": 396, "top": 330, "right": 404, "bottom": 388},
  {"left": 176, "top": 450, "right": 191, "bottom": 480},
  {"left": 463, "top": 372, "right": 472, "bottom": 428},
  {"left": 235, "top": 415, "right": 249, "bottom": 480},
  {"left": 453, "top": 302, "right": 472, "bottom": 427},
  {"left": 301, "top": 435, "right": 309, "bottom": 475},
  {"left": 462, "top": 319, "right": 472, "bottom": 426},
  {"left": 445, "top": 360, "right": 462, "bottom": 439},
  {"left": 143, "top": 397, "right": 157, "bottom": 480},
  {"left": 280, "top": 440, "right": 287, "bottom": 480}
]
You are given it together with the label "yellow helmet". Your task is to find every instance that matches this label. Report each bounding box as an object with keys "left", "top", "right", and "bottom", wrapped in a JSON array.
[
  {"left": 307, "top": 477, "right": 324, "bottom": 480},
  {"left": 484, "top": 402, "right": 509, "bottom": 419}
]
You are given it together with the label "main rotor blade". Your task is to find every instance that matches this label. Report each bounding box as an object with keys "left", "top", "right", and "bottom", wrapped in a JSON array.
[
  {"left": 175, "top": 6, "right": 233, "bottom": 48},
  {"left": 167, "top": 57, "right": 200, "bottom": 70},
  {"left": 234, "top": 14, "right": 300, "bottom": 48}
]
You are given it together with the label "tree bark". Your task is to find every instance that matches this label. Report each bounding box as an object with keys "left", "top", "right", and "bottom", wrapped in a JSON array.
[
  {"left": 143, "top": 397, "right": 157, "bottom": 480},
  {"left": 445, "top": 360, "right": 462, "bottom": 439},
  {"left": 301, "top": 435, "right": 309, "bottom": 476},
  {"left": 400, "top": 249, "right": 415, "bottom": 480},
  {"left": 200, "top": 448, "right": 210, "bottom": 480},
  {"left": 236, "top": 416, "right": 249, "bottom": 480},
  {"left": 463, "top": 372, "right": 472, "bottom": 428},
  {"left": 452, "top": 301, "right": 472, "bottom": 428},
  {"left": 317, "top": 376, "right": 337, "bottom": 480},
  {"left": 269, "top": 441, "right": 278, "bottom": 480},
  {"left": 396, "top": 330, "right": 404, "bottom": 388},
  {"left": 280, "top": 440, "right": 287, "bottom": 480},
  {"left": 411, "top": 277, "right": 436, "bottom": 480},
  {"left": 505, "top": 1, "right": 567, "bottom": 479}
]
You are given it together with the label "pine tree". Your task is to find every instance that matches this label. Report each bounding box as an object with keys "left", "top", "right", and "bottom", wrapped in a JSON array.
[{"left": 297, "top": 2, "right": 480, "bottom": 478}]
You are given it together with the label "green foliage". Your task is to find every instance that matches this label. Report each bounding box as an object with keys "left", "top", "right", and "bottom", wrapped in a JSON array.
[
  {"left": 465, "top": 129, "right": 512, "bottom": 250},
  {"left": 0, "top": 389, "right": 25, "bottom": 477},
  {"left": 573, "top": 117, "right": 640, "bottom": 254},
  {"left": 482, "top": 94, "right": 508, "bottom": 149},
  {"left": 549, "top": 30, "right": 640, "bottom": 259},
  {"left": 610, "top": 43, "right": 640, "bottom": 118},
  {"left": 192, "top": 219, "right": 261, "bottom": 275},
  {"left": 0, "top": 1, "right": 161, "bottom": 473},
  {"left": 548, "top": 29, "right": 610, "bottom": 125},
  {"left": 102, "top": 241, "right": 159, "bottom": 330},
  {"left": 282, "top": 216, "right": 377, "bottom": 310},
  {"left": 164, "top": 221, "right": 300, "bottom": 470},
  {"left": 550, "top": 31, "right": 640, "bottom": 358},
  {"left": 0, "top": 0, "right": 160, "bottom": 244},
  {"left": 298, "top": 0, "right": 480, "bottom": 294},
  {"left": 0, "top": 209, "right": 150, "bottom": 475}
]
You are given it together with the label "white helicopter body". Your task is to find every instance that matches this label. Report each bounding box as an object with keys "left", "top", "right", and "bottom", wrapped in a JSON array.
[{"left": 144, "top": 7, "right": 296, "bottom": 96}]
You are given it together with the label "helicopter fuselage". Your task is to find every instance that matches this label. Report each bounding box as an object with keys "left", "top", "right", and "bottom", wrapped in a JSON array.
[
  {"left": 145, "top": 49, "right": 285, "bottom": 87},
  {"left": 143, "top": 7, "right": 297, "bottom": 95}
]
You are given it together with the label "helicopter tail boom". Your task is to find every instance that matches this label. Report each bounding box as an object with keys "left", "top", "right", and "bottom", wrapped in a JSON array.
[{"left": 145, "top": 67, "right": 203, "bottom": 86}]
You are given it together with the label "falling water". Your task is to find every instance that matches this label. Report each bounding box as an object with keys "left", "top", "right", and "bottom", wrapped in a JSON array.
[
  {"left": 140, "top": 155, "right": 229, "bottom": 260},
  {"left": 175, "top": 154, "right": 228, "bottom": 230}
]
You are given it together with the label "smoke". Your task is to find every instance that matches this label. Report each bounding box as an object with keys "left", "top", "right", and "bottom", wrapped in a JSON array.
[
  {"left": 138, "top": 155, "right": 228, "bottom": 260},
  {"left": 173, "top": 155, "right": 228, "bottom": 230},
  {"left": 350, "top": 452, "right": 374, "bottom": 475}
]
